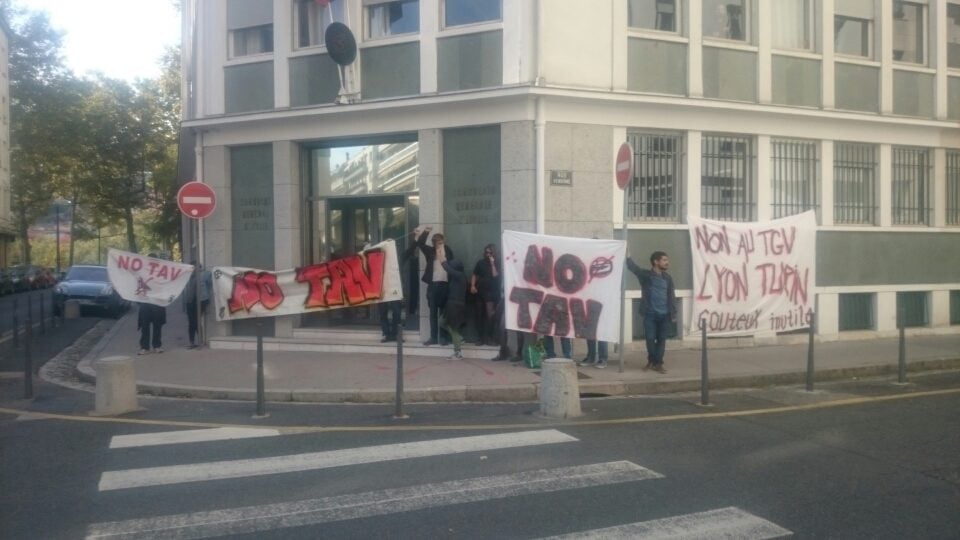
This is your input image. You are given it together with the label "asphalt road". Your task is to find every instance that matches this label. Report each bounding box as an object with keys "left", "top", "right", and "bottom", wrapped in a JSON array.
[
  {"left": 0, "top": 288, "right": 58, "bottom": 339},
  {"left": 1, "top": 372, "right": 958, "bottom": 539}
]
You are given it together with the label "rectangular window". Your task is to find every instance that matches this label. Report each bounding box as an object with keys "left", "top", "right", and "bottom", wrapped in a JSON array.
[
  {"left": 702, "top": 47, "right": 757, "bottom": 102},
  {"left": 834, "top": 142, "right": 877, "bottom": 225},
  {"left": 437, "top": 31, "right": 502, "bottom": 91},
  {"left": 772, "top": 55, "right": 820, "bottom": 107},
  {"left": 893, "top": 1, "right": 927, "bottom": 64},
  {"left": 444, "top": 0, "right": 501, "bottom": 27},
  {"left": 947, "top": 151, "right": 960, "bottom": 226},
  {"left": 835, "top": 62, "right": 879, "bottom": 112},
  {"left": 835, "top": 0, "right": 874, "bottom": 58},
  {"left": 629, "top": 0, "right": 679, "bottom": 32},
  {"left": 295, "top": 0, "right": 346, "bottom": 48},
  {"left": 366, "top": 0, "right": 420, "bottom": 39},
  {"left": 896, "top": 291, "right": 928, "bottom": 327},
  {"left": 951, "top": 290, "right": 960, "bottom": 325},
  {"left": 230, "top": 24, "right": 273, "bottom": 57},
  {"left": 839, "top": 293, "right": 874, "bottom": 331},
  {"left": 627, "top": 38, "right": 688, "bottom": 95},
  {"left": 891, "top": 146, "right": 932, "bottom": 226},
  {"left": 703, "top": 0, "right": 748, "bottom": 41},
  {"left": 949, "top": 3, "right": 960, "bottom": 69},
  {"left": 701, "top": 134, "right": 755, "bottom": 221},
  {"left": 893, "top": 70, "right": 934, "bottom": 117},
  {"left": 771, "top": 0, "right": 812, "bottom": 50},
  {"left": 951, "top": 77, "right": 960, "bottom": 120},
  {"left": 771, "top": 139, "right": 818, "bottom": 219},
  {"left": 626, "top": 131, "right": 685, "bottom": 221}
]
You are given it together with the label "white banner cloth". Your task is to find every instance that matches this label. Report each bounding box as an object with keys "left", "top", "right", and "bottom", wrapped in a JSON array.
[
  {"left": 688, "top": 211, "right": 817, "bottom": 336},
  {"left": 502, "top": 231, "right": 626, "bottom": 342},
  {"left": 107, "top": 249, "right": 194, "bottom": 307},
  {"left": 212, "top": 240, "right": 402, "bottom": 321}
]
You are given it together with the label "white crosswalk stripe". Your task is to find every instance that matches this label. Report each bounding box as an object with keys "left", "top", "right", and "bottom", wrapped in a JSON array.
[
  {"left": 108, "top": 427, "right": 281, "bottom": 449},
  {"left": 98, "top": 429, "right": 578, "bottom": 491},
  {"left": 540, "top": 507, "right": 792, "bottom": 539},
  {"left": 89, "top": 427, "right": 794, "bottom": 538},
  {"left": 86, "top": 461, "right": 661, "bottom": 540}
]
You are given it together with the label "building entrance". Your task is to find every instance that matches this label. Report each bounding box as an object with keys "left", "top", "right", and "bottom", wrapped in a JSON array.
[{"left": 302, "top": 194, "right": 420, "bottom": 328}]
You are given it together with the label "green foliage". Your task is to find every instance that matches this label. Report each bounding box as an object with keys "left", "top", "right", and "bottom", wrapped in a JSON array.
[{"left": 5, "top": 2, "right": 183, "bottom": 263}]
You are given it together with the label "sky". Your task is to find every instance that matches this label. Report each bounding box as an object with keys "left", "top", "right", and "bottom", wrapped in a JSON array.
[{"left": 16, "top": 0, "right": 181, "bottom": 82}]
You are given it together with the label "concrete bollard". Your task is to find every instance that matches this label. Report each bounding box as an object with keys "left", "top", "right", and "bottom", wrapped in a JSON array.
[
  {"left": 93, "top": 356, "right": 140, "bottom": 416},
  {"left": 539, "top": 358, "right": 582, "bottom": 419},
  {"left": 64, "top": 299, "right": 81, "bottom": 320}
]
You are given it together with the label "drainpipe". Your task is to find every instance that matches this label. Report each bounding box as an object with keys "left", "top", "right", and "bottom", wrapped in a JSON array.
[
  {"left": 194, "top": 130, "right": 205, "bottom": 265},
  {"left": 533, "top": 0, "right": 545, "bottom": 233}
]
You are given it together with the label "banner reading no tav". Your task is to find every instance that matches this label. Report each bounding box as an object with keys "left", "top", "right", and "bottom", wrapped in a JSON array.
[{"left": 688, "top": 211, "right": 817, "bottom": 336}]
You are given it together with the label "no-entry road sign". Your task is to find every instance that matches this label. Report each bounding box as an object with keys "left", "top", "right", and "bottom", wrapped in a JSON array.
[
  {"left": 177, "top": 181, "right": 216, "bottom": 219},
  {"left": 615, "top": 142, "right": 634, "bottom": 190}
]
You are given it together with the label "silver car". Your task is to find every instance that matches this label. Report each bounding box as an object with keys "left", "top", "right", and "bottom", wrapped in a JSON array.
[{"left": 53, "top": 265, "right": 129, "bottom": 318}]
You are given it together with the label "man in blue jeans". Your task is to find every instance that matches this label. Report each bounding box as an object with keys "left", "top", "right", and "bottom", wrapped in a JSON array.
[{"left": 626, "top": 251, "right": 676, "bottom": 373}]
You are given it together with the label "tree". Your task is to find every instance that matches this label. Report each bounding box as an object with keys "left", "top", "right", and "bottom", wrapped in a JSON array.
[{"left": 5, "top": 6, "right": 79, "bottom": 264}]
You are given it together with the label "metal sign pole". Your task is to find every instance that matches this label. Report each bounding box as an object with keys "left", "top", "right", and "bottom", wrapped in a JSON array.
[{"left": 618, "top": 193, "right": 627, "bottom": 373}]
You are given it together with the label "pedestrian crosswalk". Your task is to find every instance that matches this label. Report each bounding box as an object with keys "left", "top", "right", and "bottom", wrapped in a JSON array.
[{"left": 86, "top": 427, "right": 793, "bottom": 539}]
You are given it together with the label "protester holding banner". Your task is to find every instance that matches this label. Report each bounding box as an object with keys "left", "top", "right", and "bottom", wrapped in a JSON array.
[
  {"left": 137, "top": 302, "right": 167, "bottom": 355},
  {"left": 183, "top": 264, "right": 212, "bottom": 349},
  {"left": 379, "top": 235, "right": 419, "bottom": 343},
  {"left": 626, "top": 251, "right": 676, "bottom": 374},
  {"left": 470, "top": 243, "right": 502, "bottom": 346},
  {"left": 439, "top": 258, "right": 468, "bottom": 359},
  {"left": 543, "top": 335, "right": 572, "bottom": 360},
  {"left": 416, "top": 226, "right": 455, "bottom": 346}
]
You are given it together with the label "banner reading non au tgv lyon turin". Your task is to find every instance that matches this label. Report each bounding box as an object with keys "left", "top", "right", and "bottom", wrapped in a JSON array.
[
  {"left": 107, "top": 249, "right": 194, "bottom": 307},
  {"left": 688, "top": 211, "right": 817, "bottom": 336},
  {"left": 502, "top": 231, "right": 626, "bottom": 343},
  {"left": 212, "top": 240, "right": 402, "bottom": 322}
]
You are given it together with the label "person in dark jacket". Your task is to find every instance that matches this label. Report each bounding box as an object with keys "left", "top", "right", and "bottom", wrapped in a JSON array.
[
  {"left": 416, "top": 226, "right": 455, "bottom": 346},
  {"left": 470, "top": 243, "right": 501, "bottom": 345},
  {"left": 137, "top": 302, "right": 167, "bottom": 355},
  {"left": 439, "top": 258, "right": 467, "bottom": 359},
  {"left": 379, "top": 235, "right": 420, "bottom": 343},
  {"left": 626, "top": 251, "right": 677, "bottom": 373}
]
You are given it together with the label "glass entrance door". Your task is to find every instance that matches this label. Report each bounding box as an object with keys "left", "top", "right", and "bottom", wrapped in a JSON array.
[{"left": 303, "top": 194, "right": 419, "bottom": 328}]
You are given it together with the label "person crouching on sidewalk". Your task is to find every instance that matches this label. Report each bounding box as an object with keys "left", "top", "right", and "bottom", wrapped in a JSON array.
[{"left": 439, "top": 258, "right": 467, "bottom": 359}]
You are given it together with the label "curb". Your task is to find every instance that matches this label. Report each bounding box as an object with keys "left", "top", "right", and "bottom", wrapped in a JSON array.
[{"left": 73, "top": 355, "right": 960, "bottom": 404}]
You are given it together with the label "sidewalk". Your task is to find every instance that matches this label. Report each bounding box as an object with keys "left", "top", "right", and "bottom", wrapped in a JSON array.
[{"left": 74, "top": 299, "right": 960, "bottom": 403}]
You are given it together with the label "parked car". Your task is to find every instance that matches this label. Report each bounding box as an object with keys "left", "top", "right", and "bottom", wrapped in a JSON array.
[
  {"left": 0, "top": 269, "right": 14, "bottom": 295},
  {"left": 53, "top": 265, "right": 129, "bottom": 318}
]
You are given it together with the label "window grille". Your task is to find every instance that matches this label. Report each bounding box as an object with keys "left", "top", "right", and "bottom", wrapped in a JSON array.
[
  {"left": 891, "top": 146, "right": 932, "bottom": 225},
  {"left": 947, "top": 150, "right": 960, "bottom": 226},
  {"left": 626, "top": 132, "right": 684, "bottom": 221},
  {"left": 701, "top": 134, "right": 755, "bottom": 221},
  {"left": 771, "top": 139, "right": 819, "bottom": 219},
  {"left": 839, "top": 293, "right": 874, "bottom": 331},
  {"left": 834, "top": 142, "right": 877, "bottom": 225},
  {"left": 896, "top": 291, "right": 928, "bottom": 327}
]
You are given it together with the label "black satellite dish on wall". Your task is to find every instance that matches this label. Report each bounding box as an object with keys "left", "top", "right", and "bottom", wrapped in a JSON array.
[{"left": 325, "top": 22, "right": 357, "bottom": 66}]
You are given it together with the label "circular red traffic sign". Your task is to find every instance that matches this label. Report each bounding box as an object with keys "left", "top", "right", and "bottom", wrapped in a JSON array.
[
  {"left": 177, "top": 181, "right": 216, "bottom": 219},
  {"left": 615, "top": 142, "right": 634, "bottom": 190}
]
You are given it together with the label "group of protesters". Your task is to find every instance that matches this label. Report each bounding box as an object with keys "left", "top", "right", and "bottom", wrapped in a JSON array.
[{"left": 402, "top": 228, "right": 676, "bottom": 373}]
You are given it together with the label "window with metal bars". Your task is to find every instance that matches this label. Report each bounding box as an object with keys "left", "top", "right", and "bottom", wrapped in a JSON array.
[
  {"left": 947, "top": 150, "right": 960, "bottom": 226},
  {"left": 771, "top": 139, "right": 819, "bottom": 219},
  {"left": 834, "top": 142, "right": 877, "bottom": 225},
  {"left": 701, "top": 134, "right": 755, "bottom": 221},
  {"left": 839, "top": 293, "right": 874, "bottom": 331},
  {"left": 896, "top": 291, "right": 928, "bottom": 327},
  {"left": 626, "top": 132, "right": 684, "bottom": 221},
  {"left": 891, "top": 146, "right": 932, "bottom": 225}
]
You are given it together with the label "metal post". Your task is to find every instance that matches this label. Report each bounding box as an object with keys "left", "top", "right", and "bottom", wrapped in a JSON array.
[
  {"left": 12, "top": 297, "right": 19, "bottom": 349},
  {"left": 55, "top": 204, "right": 61, "bottom": 275},
  {"left": 39, "top": 292, "right": 46, "bottom": 334},
  {"left": 24, "top": 300, "right": 33, "bottom": 399},
  {"left": 806, "top": 310, "right": 815, "bottom": 392},
  {"left": 700, "top": 318, "right": 709, "bottom": 406},
  {"left": 394, "top": 310, "right": 408, "bottom": 419},
  {"left": 898, "top": 305, "right": 907, "bottom": 384},
  {"left": 618, "top": 194, "right": 628, "bottom": 374},
  {"left": 255, "top": 322, "right": 266, "bottom": 417}
]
